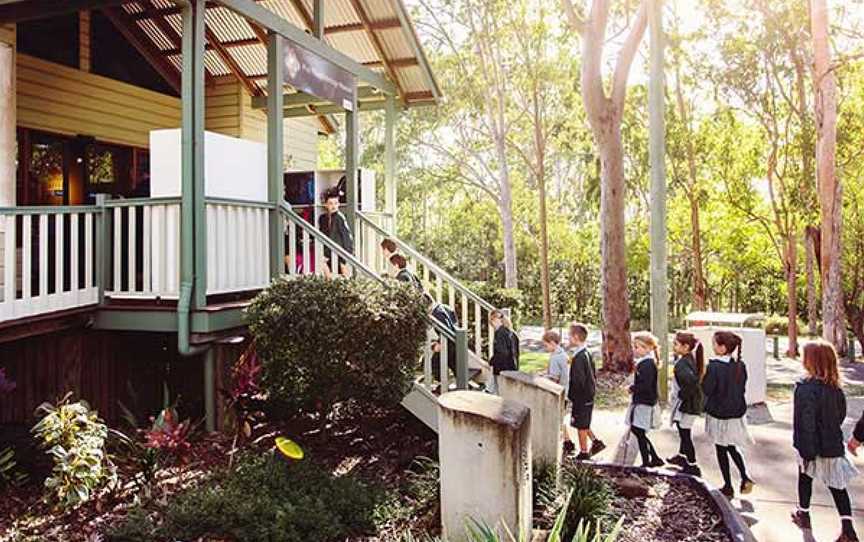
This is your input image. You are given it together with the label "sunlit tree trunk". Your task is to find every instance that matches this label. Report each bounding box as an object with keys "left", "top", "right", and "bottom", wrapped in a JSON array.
[
  {"left": 533, "top": 87, "right": 553, "bottom": 328},
  {"left": 562, "top": 0, "right": 648, "bottom": 372},
  {"left": 806, "top": 226, "right": 819, "bottom": 334},
  {"left": 786, "top": 229, "right": 799, "bottom": 357},
  {"left": 810, "top": 0, "right": 846, "bottom": 355}
]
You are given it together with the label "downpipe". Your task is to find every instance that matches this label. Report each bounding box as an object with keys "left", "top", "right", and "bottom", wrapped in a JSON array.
[{"left": 178, "top": 282, "right": 208, "bottom": 357}]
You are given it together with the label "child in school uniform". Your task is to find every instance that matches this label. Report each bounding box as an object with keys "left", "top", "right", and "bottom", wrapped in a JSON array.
[
  {"left": 627, "top": 332, "right": 664, "bottom": 468},
  {"left": 667, "top": 331, "right": 705, "bottom": 476},
  {"left": 567, "top": 323, "right": 605, "bottom": 459},
  {"left": 702, "top": 330, "right": 755, "bottom": 499},
  {"left": 791, "top": 340, "right": 859, "bottom": 542}
]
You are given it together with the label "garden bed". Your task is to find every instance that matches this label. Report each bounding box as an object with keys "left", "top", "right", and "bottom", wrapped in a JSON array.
[
  {"left": 0, "top": 406, "right": 439, "bottom": 542},
  {"left": 577, "top": 463, "right": 737, "bottom": 542}
]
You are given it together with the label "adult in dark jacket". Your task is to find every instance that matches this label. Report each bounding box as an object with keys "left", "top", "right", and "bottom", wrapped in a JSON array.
[
  {"left": 318, "top": 188, "right": 354, "bottom": 277},
  {"left": 667, "top": 331, "right": 705, "bottom": 475},
  {"left": 791, "top": 341, "right": 859, "bottom": 542},
  {"left": 487, "top": 309, "right": 518, "bottom": 394},
  {"left": 626, "top": 332, "right": 663, "bottom": 468},
  {"left": 702, "top": 331, "right": 754, "bottom": 500}
]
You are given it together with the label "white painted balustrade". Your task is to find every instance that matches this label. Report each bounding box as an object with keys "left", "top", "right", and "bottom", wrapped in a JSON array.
[
  {"left": 105, "top": 199, "right": 181, "bottom": 300},
  {"left": 0, "top": 208, "right": 98, "bottom": 322},
  {"left": 206, "top": 199, "right": 269, "bottom": 295}
]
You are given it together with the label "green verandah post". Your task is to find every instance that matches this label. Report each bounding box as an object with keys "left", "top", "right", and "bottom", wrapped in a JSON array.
[
  {"left": 648, "top": 0, "right": 669, "bottom": 401},
  {"left": 267, "top": 32, "right": 285, "bottom": 278},
  {"left": 345, "top": 83, "right": 359, "bottom": 234}
]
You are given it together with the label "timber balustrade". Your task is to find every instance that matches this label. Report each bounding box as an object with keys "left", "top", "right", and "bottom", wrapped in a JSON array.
[
  {"left": 0, "top": 206, "right": 99, "bottom": 321},
  {"left": 357, "top": 212, "right": 503, "bottom": 364}
]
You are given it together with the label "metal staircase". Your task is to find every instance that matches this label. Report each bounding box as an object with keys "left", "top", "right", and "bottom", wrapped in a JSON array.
[{"left": 279, "top": 205, "right": 505, "bottom": 432}]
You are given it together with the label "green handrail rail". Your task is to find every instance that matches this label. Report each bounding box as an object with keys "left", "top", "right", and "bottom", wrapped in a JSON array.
[
  {"left": 357, "top": 211, "right": 498, "bottom": 313},
  {"left": 281, "top": 202, "right": 460, "bottom": 344}
]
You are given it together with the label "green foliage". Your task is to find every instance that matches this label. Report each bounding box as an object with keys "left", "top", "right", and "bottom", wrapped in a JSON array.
[
  {"left": 764, "top": 314, "right": 809, "bottom": 336},
  {"left": 463, "top": 281, "right": 525, "bottom": 329},
  {"left": 0, "top": 446, "right": 27, "bottom": 488},
  {"left": 106, "top": 454, "right": 380, "bottom": 542},
  {"left": 246, "top": 276, "right": 428, "bottom": 418},
  {"left": 31, "top": 394, "right": 116, "bottom": 510},
  {"left": 557, "top": 465, "right": 615, "bottom": 539}
]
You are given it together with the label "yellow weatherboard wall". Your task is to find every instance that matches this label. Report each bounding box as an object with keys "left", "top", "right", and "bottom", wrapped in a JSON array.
[{"left": 17, "top": 54, "right": 181, "bottom": 148}]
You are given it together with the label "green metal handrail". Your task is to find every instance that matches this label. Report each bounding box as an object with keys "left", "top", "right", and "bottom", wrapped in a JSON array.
[
  {"left": 357, "top": 212, "right": 498, "bottom": 313},
  {"left": 281, "top": 202, "right": 461, "bottom": 345},
  {"left": 103, "top": 197, "right": 182, "bottom": 208}
]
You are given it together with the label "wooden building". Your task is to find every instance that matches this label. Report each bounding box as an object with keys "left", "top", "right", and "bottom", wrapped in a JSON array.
[{"left": 0, "top": 0, "right": 450, "bottom": 430}]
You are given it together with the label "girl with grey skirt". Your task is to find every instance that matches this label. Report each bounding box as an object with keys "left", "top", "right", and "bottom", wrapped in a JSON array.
[
  {"left": 626, "top": 332, "right": 664, "bottom": 468},
  {"left": 702, "top": 330, "right": 754, "bottom": 499},
  {"left": 791, "top": 340, "right": 859, "bottom": 542}
]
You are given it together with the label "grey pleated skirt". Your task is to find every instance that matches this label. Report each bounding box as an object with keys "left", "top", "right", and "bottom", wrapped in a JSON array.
[
  {"left": 625, "top": 403, "right": 662, "bottom": 431},
  {"left": 669, "top": 399, "right": 699, "bottom": 430},
  {"left": 704, "top": 414, "right": 754, "bottom": 448},
  {"left": 798, "top": 455, "right": 860, "bottom": 490}
]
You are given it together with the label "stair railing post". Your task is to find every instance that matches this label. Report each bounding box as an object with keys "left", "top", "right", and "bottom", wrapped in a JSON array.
[
  {"left": 95, "top": 194, "right": 111, "bottom": 305},
  {"left": 455, "top": 327, "right": 468, "bottom": 390}
]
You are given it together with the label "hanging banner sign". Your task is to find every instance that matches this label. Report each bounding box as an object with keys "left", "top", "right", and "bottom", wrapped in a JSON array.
[{"left": 283, "top": 40, "right": 356, "bottom": 111}]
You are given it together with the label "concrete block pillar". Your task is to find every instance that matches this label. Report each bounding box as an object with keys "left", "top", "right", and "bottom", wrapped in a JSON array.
[
  {"left": 499, "top": 371, "right": 564, "bottom": 468},
  {"left": 438, "top": 391, "right": 532, "bottom": 541}
]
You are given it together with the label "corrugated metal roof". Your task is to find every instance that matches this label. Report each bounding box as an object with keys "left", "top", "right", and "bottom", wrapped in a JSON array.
[{"left": 125, "top": 0, "right": 440, "bottom": 106}]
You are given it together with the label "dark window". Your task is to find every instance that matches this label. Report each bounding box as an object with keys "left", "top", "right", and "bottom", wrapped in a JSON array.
[
  {"left": 91, "top": 10, "right": 178, "bottom": 97},
  {"left": 17, "top": 14, "right": 79, "bottom": 69}
]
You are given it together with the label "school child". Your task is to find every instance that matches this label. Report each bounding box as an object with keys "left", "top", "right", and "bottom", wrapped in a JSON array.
[
  {"left": 380, "top": 238, "right": 398, "bottom": 275},
  {"left": 791, "top": 341, "right": 859, "bottom": 542},
  {"left": 389, "top": 254, "right": 424, "bottom": 292},
  {"left": 318, "top": 188, "right": 353, "bottom": 277},
  {"left": 627, "top": 332, "right": 664, "bottom": 468},
  {"left": 567, "top": 323, "right": 606, "bottom": 459},
  {"left": 667, "top": 331, "right": 705, "bottom": 476},
  {"left": 487, "top": 309, "right": 519, "bottom": 394},
  {"left": 427, "top": 292, "right": 459, "bottom": 386},
  {"left": 702, "top": 330, "right": 754, "bottom": 499}
]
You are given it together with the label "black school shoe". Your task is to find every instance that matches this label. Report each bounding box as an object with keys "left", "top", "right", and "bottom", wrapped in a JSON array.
[
  {"left": 836, "top": 534, "right": 860, "bottom": 542},
  {"left": 666, "top": 455, "right": 688, "bottom": 468},
  {"left": 720, "top": 486, "right": 735, "bottom": 499},
  {"left": 562, "top": 441, "right": 576, "bottom": 456},
  {"left": 589, "top": 439, "right": 606, "bottom": 456},
  {"left": 682, "top": 464, "right": 702, "bottom": 477},
  {"left": 575, "top": 452, "right": 592, "bottom": 461},
  {"left": 740, "top": 478, "right": 755, "bottom": 495}
]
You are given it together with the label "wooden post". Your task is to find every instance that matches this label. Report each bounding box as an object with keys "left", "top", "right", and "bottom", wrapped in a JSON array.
[
  {"left": 204, "top": 348, "right": 216, "bottom": 432},
  {"left": 384, "top": 95, "right": 397, "bottom": 230},
  {"left": 455, "top": 328, "right": 468, "bottom": 390},
  {"left": 0, "top": 26, "right": 14, "bottom": 207},
  {"left": 344, "top": 85, "right": 359, "bottom": 233},
  {"left": 267, "top": 32, "right": 285, "bottom": 278},
  {"left": 648, "top": 0, "right": 669, "bottom": 401},
  {"left": 313, "top": 0, "right": 324, "bottom": 40}
]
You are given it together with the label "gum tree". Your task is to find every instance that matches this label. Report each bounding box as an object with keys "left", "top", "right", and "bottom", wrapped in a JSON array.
[{"left": 561, "top": 0, "right": 648, "bottom": 371}]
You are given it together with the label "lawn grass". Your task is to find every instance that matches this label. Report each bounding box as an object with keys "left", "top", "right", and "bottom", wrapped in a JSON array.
[{"left": 520, "top": 351, "right": 548, "bottom": 374}]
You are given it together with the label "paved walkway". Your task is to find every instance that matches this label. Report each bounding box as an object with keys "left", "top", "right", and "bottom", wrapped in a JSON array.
[{"left": 575, "top": 400, "right": 864, "bottom": 542}]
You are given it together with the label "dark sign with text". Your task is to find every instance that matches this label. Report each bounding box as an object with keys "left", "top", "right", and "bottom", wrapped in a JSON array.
[{"left": 283, "top": 41, "right": 356, "bottom": 111}]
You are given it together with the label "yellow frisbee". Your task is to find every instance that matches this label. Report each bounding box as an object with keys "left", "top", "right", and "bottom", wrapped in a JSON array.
[{"left": 275, "top": 436, "right": 304, "bottom": 460}]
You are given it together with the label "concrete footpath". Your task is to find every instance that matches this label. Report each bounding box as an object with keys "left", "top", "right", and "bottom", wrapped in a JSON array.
[{"left": 581, "top": 400, "right": 864, "bottom": 542}]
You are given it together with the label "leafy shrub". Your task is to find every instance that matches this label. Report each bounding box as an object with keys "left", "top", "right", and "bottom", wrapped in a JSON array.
[
  {"left": 558, "top": 464, "right": 614, "bottom": 539},
  {"left": 107, "top": 454, "right": 381, "bottom": 542},
  {"left": 246, "top": 276, "right": 428, "bottom": 418},
  {"left": 764, "top": 314, "right": 808, "bottom": 336},
  {"left": 463, "top": 280, "right": 525, "bottom": 330},
  {"left": 32, "top": 394, "right": 116, "bottom": 509},
  {"left": 0, "top": 446, "right": 27, "bottom": 488}
]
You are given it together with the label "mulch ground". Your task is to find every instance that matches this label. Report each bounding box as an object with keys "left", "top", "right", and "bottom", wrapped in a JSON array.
[{"left": 590, "top": 464, "right": 733, "bottom": 542}]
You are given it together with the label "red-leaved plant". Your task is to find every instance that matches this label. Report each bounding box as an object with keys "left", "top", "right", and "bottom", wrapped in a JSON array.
[{"left": 222, "top": 343, "right": 263, "bottom": 468}]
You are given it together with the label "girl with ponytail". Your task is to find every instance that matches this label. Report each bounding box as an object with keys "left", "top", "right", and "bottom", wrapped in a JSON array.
[
  {"left": 667, "top": 331, "right": 705, "bottom": 476},
  {"left": 703, "top": 330, "right": 754, "bottom": 499},
  {"left": 626, "top": 332, "right": 663, "bottom": 468}
]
